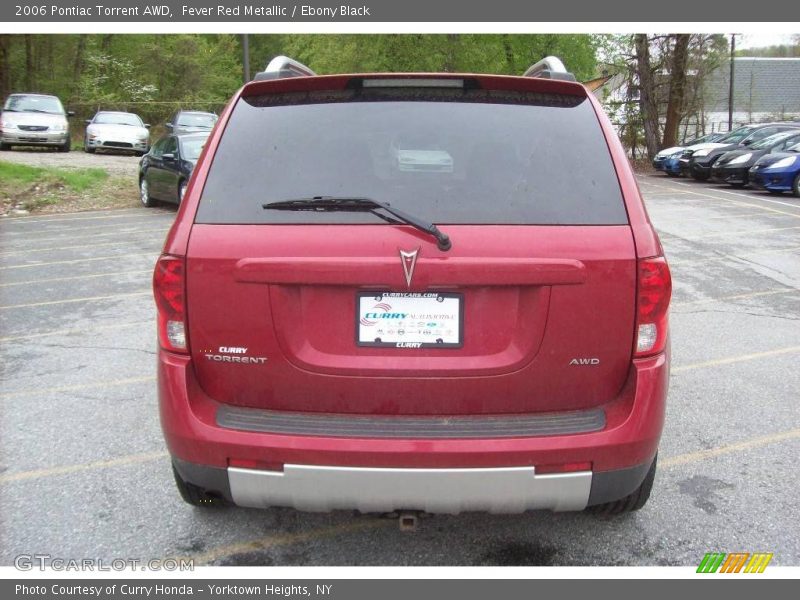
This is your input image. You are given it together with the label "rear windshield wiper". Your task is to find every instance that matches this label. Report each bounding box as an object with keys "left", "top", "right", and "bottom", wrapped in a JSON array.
[{"left": 263, "top": 196, "right": 452, "bottom": 251}]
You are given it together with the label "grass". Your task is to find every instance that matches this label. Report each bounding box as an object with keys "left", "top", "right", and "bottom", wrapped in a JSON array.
[
  {"left": 0, "top": 160, "right": 137, "bottom": 214},
  {"left": 0, "top": 161, "right": 109, "bottom": 192}
]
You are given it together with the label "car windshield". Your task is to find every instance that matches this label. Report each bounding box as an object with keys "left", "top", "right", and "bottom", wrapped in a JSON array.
[
  {"left": 750, "top": 130, "right": 800, "bottom": 150},
  {"left": 180, "top": 137, "right": 207, "bottom": 161},
  {"left": 93, "top": 112, "right": 143, "bottom": 126},
  {"left": 717, "top": 127, "right": 755, "bottom": 144},
  {"left": 3, "top": 95, "right": 64, "bottom": 114},
  {"left": 176, "top": 113, "right": 216, "bottom": 128},
  {"left": 197, "top": 87, "right": 628, "bottom": 226}
]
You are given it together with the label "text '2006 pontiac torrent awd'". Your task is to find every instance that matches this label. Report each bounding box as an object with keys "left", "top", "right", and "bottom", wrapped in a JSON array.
[{"left": 154, "top": 56, "right": 672, "bottom": 517}]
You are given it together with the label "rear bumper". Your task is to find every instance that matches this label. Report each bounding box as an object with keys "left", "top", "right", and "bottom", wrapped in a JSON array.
[{"left": 159, "top": 350, "right": 668, "bottom": 512}]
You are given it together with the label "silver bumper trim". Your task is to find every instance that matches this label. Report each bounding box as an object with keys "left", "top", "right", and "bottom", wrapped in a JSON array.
[{"left": 228, "top": 464, "right": 592, "bottom": 514}]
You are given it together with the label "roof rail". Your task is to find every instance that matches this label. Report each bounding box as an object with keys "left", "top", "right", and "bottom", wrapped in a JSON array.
[
  {"left": 252, "top": 55, "right": 317, "bottom": 81},
  {"left": 523, "top": 56, "right": 576, "bottom": 82}
]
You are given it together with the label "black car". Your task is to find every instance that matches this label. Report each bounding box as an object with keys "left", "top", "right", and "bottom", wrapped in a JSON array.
[
  {"left": 165, "top": 110, "right": 218, "bottom": 135},
  {"left": 711, "top": 129, "right": 800, "bottom": 187},
  {"left": 138, "top": 133, "right": 208, "bottom": 207},
  {"left": 683, "top": 123, "right": 800, "bottom": 181}
]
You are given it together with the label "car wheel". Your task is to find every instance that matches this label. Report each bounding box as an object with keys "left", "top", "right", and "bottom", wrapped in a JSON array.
[
  {"left": 793, "top": 174, "right": 800, "bottom": 198},
  {"left": 172, "top": 464, "right": 228, "bottom": 508},
  {"left": 666, "top": 171, "right": 678, "bottom": 177},
  {"left": 178, "top": 180, "right": 187, "bottom": 203},
  {"left": 691, "top": 172, "right": 709, "bottom": 182},
  {"left": 139, "top": 177, "right": 157, "bottom": 208},
  {"left": 587, "top": 455, "right": 657, "bottom": 517},
  {"left": 135, "top": 151, "right": 145, "bottom": 157},
  {"left": 767, "top": 189, "right": 784, "bottom": 195},
  {"left": 85, "top": 146, "right": 95, "bottom": 154},
  {"left": 58, "top": 139, "right": 71, "bottom": 153},
  {"left": 0, "top": 142, "right": 10, "bottom": 151},
  {"left": 729, "top": 182, "right": 746, "bottom": 189}
]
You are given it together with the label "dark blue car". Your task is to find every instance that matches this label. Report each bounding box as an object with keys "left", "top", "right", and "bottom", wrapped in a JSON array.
[{"left": 749, "top": 142, "right": 800, "bottom": 196}]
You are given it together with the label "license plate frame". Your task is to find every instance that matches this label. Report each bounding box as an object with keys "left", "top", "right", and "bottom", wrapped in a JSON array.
[{"left": 356, "top": 291, "right": 463, "bottom": 349}]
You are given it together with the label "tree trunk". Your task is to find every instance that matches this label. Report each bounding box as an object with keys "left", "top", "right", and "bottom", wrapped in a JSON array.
[
  {"left": 662, "top": 34, "right": 690, "bottom": 148},
  {"left": 25, "top": 35, "right": 34, "bottom": 90},
  {"left": 634, "top": 34, "right": 660, "bottom": 159},
  {"left": 0, "top": 35, "right": 10, "bottom": 100}
]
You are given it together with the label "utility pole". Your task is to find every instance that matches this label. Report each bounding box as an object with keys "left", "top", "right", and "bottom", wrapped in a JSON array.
[
  {"left": 242, "top": 34, "right": 250, "bottom": 84},
  {"left": 728, "top": 34, "right": 736, "bottom": 131}
]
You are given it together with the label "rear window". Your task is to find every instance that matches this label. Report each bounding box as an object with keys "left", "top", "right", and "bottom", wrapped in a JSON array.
[{"left": 196, "top": 87, "right": 627, "bottom": 225}]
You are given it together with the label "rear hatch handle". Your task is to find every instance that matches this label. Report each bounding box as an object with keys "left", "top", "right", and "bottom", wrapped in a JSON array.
[{"left": 263, "top": 196, "right": 452, "bottom": 251}]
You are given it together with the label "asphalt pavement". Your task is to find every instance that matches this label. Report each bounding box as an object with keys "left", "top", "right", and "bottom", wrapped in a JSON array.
[{"left": 0, "top": 176, "right": 798, "bottom": 567}]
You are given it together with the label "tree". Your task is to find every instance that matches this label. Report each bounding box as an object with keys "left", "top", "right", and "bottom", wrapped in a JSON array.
[
  {"left": 634, "top": 34, "right": 660, "bottom": 158},
  {"left": 662, "top": 34, "right": 690, "bottom": 148}
]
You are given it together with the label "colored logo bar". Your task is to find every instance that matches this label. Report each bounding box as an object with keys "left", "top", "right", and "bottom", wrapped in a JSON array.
[{"left": 697, "top": 552, "right": 773, "bottom": 573}]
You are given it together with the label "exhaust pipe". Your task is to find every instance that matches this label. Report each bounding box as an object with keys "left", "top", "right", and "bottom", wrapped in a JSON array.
[{"left": 398, "top": 511, "right": 419, "bottom": 532}]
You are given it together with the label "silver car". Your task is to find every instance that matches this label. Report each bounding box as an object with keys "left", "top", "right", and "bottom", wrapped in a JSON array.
[
  {"left": 85, "top": 111, "right": 150, "bottom": 155},
  {"left": 0, "top": 93, "right": 72, "bottom": 152}
]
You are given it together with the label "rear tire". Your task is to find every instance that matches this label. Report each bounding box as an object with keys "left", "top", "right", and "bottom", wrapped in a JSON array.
[
  {"left": 139, "top": 176, "right": 157, "bottom": 208},
  {"left": 588, "top": 455, "right": 657, "bottom": 517},
  {"left": 58, "top": 139, "right": 71, "bottom": 153},
  {"left": 793, "top": 174, "right": 800, "bottom": 198},
  {"left": 85, "top": 146, "right": 95, "bottom": 154},
  {"left": 692, "top": 172, "right": 709, "bottom": 182},
  {"left": 0, "top": 142, "right": 10, "bottom": 151},
  {"left": 172, "top": 465, "right": 228, "bottom": 508}
]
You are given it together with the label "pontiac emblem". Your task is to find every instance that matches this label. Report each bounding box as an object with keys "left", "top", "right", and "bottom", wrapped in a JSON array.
[{"left": 399, "top": 248, "right": 420, "bottom": 288}]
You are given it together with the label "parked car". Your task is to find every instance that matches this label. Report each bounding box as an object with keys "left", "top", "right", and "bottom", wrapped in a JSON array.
[
  {"left": 681, "top": 123, "right": 800, "bottom": 181},
  {"left": 653, "top": 132, "right": 724, "bottom": 176},
  {"left": 711, "top": 129, "right": 800, "bottom": 187},
  {"left": 139, "top": 132, "right": 208, "bottom": 206},
  {"left": 155, "top": 56, "right": 671, "bottom": 517},
  {"left": 84, "top": 111, "right": 150, "bottom": 155},
  {"left": 165, "top": 110, "right": 218, "bottom": 135},
  {"left": 0, "top": 93, "right": 73, "bottom": 152},
  {"left": 749, "top": 141, "right": 800, "bottom": 196}
]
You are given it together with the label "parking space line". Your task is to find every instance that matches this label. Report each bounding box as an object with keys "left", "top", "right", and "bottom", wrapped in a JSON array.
[
  {"left": 668, "top": 245, "right": 800, "bottom": 266},
  {"left": 0, "top": 238, "right": 165, "bottom": 257},
  {"left": 643, "top": 180, "right": 800, "bottom": 219},
  {"left": 661, "top": 428, "right": 800, "bottom": 468},
  {"left": 0, "top": 290, "right": 151, "bottom": 310},
  {"left": 0, "top": 321, "right": 148, "bottom": 343},
  {"left": 672, "top": 287, "right": 800, "bottom": 307},
  {"left": 0, "top": 221, "right": 170, "bottom": 238},
  {"left": 0, "top": 450, "right": 169, "bottom": 484},
  {"left": 0, "top": 226, "right": 169, "bottom": 246},
  {"left": 673, "top": 346, "right": 800, "bottom": 373},
  {"left": 0, "top": 254, "right": 155, "bottom": 270},
  {"left": 0, "top": 211, "right": 172, "bottom": 226},
  {"left": 0, "top": 375, "right": 155, "bottom": 399},
  {"left": 0, "top": 269, "right": 154, "bottom": 288},
  {"left": 708, "top": 186, "right": 800, "bottom": 211}
]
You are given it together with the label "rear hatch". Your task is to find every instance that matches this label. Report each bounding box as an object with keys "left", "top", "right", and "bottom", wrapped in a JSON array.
[{"left": 186, "top": 76, "right": 636, "bottom": 416}]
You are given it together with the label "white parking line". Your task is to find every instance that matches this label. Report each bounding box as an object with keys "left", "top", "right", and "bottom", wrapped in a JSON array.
[
  {"left": 0, "top": 210, "right": 172, "bottom": 226},
  {"left": 0, "top": 290, "right": 151, "bottom": 310},
  {"left": 0, "top": 237, "right": 166, "bottom": 257},
  {"left": 0, "top": 269, "right": 154, "bottom": 288},
  {"left": 0, "top": 320, "right": 148, "bottom": 343},
  {"left": 0, "top": 254, "right": 155, "bottom": 270},
  {"left": 0, "top": 226, "right": 169, "bottom": 246}
]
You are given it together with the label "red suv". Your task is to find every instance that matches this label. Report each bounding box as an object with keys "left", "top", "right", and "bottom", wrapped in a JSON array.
[{"left": 154, "top": 56, "right": 671, "bottom": 516}]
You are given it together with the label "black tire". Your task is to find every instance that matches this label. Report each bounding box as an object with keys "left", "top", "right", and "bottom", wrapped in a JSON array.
[
  {"left": 85, "top": 146, "right": 95, "bottom": 154},
  {"left": 139, "top": 176, "right": 157, "bottom": 208},
  {"left": 0, "top": 142, "right": 10, "bottom": 151},
  {"left": 793, "top": 174, "right": 800, "bottom": 198},
  {"left": 172, "top": 465, "right": 228, "bottom": 508},
  {"left": 135, "top": 150, "right": 146, "bottom": 157},
  {"left": 58, "top": 139, "right": 71, "bottom": 153},
  {"left": 666, "top": 171, "right": 678, "bottom": 177},
  {"left": 729, "top": 182, "right": 746, "bottom": 189},
  {"left": 691, "top": 172, "right": 710, "bottom": 182},
  {"left": 767, "top": 189, "right": 784, "bottom": 195},
  {"left": 588, "top": 455, "right": 657, "bottom": 517}
]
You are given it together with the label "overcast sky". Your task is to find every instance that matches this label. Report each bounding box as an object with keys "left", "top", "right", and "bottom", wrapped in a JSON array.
[{"left": 738, "top": 33, "right": 797, "bottom": 49}]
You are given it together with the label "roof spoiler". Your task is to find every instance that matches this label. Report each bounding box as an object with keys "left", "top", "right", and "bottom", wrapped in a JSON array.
[
  {"left": 522, "top": 56, "right": 576, "bottom": 82},
  {"left": 252, "top": 55, "right": 317, "bottom": 81}
]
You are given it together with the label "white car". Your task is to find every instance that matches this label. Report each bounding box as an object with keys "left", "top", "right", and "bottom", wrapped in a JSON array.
[
  {"left": 84, "top": 111, "right": 150, "bottom": 155},
  {"left": 0, "top": 93, "right": 72, "bottom": 152}
]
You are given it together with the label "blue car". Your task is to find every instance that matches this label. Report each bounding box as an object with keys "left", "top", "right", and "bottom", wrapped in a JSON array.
[
  {"left": 653, "top": 133, "right": 724, "bottom": 176},
  {"left": 749, "top": 142, "right": 800, "bottom": 196}
]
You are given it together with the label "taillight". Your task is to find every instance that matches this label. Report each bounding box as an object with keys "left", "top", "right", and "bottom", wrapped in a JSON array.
[
  {"left": 153, "top": 254, "right": 187, "bottom": 353},
  {"left": 635, "top": 256, "right": 672, "bottom": 358}
]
